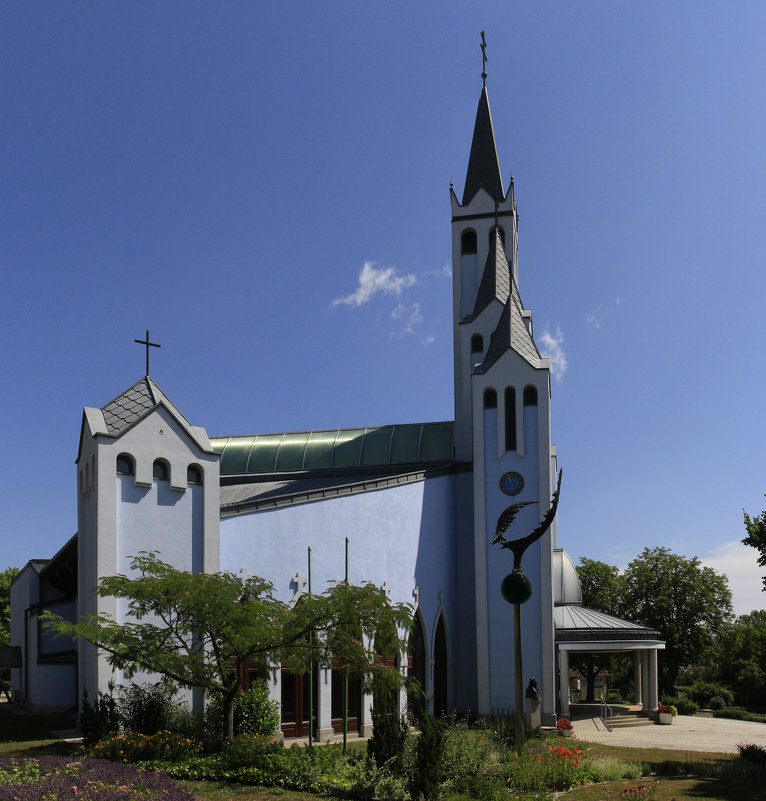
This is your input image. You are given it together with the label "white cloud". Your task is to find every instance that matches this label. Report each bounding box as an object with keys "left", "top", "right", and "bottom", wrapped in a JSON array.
[
  {"left": 391, "top": 302, "right": 436, "bottom": 346},
  {"left": 702, "top": 540, "right": 765, "bottom": 617},
  {"left": 539, "top": 326, "right": 568, "bottom": 382},
  {"left": 332, "top": 261, "right": 416, "bottom": 307},
  {"left": 585, "top": 297, "right": 621, "bottom": 329}
]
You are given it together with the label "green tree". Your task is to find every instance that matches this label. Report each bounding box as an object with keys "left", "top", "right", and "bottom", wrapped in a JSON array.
[
  {"left": 0, "top": 566, "right": 20, "bottom": 701},
  {"left": 574, "top": 558, "right": 624, "bottom": 702},
  {"left": 743, "top": 497, "right": 766, "bottom": 590},
  {"left": 717, "top": 610, "right": 766, "bottom": 706},
  {"left": 621, "top": 547, "right": 732, "bottom": 694},
  {"left": 43, "top": 552, "right": 412, "bottom": 742}
]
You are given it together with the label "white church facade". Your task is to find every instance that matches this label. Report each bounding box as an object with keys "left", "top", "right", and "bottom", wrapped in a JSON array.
[{"left": 10, "top": 73, "right": 664, "bottom": 735}]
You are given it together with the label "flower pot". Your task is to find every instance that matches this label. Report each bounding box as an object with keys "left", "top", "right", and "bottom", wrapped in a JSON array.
[
  {"left": 558, "top": 727, "right": 574, "bottom": 737},
  {"left": 657, "top": 712, "right": 673, "bottom": 725}
]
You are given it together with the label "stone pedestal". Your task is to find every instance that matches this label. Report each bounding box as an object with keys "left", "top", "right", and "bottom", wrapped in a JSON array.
[
  {"left": 524, "top": 697, "right": 541, "bottom": 729},
  {"left": 317, "top": 726, "right": 335, "bottom": 742}
]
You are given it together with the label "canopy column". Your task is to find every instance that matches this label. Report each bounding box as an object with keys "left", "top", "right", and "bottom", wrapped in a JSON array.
[
  {"left": 558, "top": 647, "right": 569, "bottom": 718},
  {"left": 648, "top": 648, "right": 659, "bottom": 713},
  {"left": 633, "top": 651, "right": 642, "bottom": 706}
]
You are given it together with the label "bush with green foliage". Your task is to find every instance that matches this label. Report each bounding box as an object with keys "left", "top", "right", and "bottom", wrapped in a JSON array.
[
  {"left": 409, "top": 711, "right": 444, "bottom": 801},
  {"left": 79, "top": 682, "right": 120, "bottom": 745},
  {"left": 501, "top": 744, "right": 590, "bottom": 794},
  {"left": 367, "top": 709, "right": 410, "bottom": 771},
  {"left": 118, "top": 680, "right": 197, "bottom": 735},
  {"left": 89, "top": 729, "right": 203, "bottom": 762},
  {"left": 684, "top": 680, "right": 734, "bottom": 708},
  {"left": 221, "top": 733, "right": 284, "bottom": 769},
  {"left": 439, "top": 716, "right": 496, "bottom": 793},
  {"left": 738, "top": 742, "right": 766, "bottom": 765},
  {"left": 203, "top": 681, "right": 280, "bottom": 742},
  {"left": 673, "top": 696, "right": 698, "bottom": 716}
]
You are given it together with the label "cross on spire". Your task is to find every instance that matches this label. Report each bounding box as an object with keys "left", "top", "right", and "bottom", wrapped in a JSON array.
[
  {"left": 134, "top": 330, "right": 161, "bottom": 376},
  {"left": 480, "top": 31, "right": 488, "bottom": 87}
]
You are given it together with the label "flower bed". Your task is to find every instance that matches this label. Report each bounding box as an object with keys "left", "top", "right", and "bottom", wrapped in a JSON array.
[{"left": 0, "top": 756, "right": 195, "bottom": 800}]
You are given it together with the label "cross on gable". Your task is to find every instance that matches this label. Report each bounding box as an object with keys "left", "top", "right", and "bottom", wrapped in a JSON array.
[
  {"left": 412, "top": 585, "right": 420, "bottom": 607},
  {"left": 381, "top": 581, "right": 392, "bottom": 599},
  {"left": 134, "top": 330, "right": 161, "bottom": 376},
  {"left": 236, "top": 567, "right": 252, "bottom": 583},
  {"left": 290, "top": 571, "right": 307, "bottom": 605}
]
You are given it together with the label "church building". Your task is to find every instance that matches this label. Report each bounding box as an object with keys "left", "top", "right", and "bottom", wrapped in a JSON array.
[{"left": 10, "top": 64, "right": 664, "bottom": 736}]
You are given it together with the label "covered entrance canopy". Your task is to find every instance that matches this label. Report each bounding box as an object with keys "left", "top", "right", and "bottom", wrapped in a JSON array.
[{"left": 555, "top": 604, "right": 664, "bottom": 717}]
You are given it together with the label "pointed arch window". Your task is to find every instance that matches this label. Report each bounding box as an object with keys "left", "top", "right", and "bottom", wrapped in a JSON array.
[
  {"left": 153, "top": 459, "right": 169, "bottom": 481},
  {"left": 471, "top": 334, "right": 483, "bottom": 354},
  {"left": 461, "top": 230, "right": 477, "bottom": 255},
  {"left": 408, "top": 610, "right": 427, "bottom": 720},
  {"left": 483, "top": 388, "right": 497, "bottom": 409},
  {"left": 433, "top": 615, "right": 448, "bottom": 717},
  {"left": 505, "top": 387, "right": 517, "bottom": 451},
  {"left": 523, "top": 386, "right": 538, "bottom": 406}
]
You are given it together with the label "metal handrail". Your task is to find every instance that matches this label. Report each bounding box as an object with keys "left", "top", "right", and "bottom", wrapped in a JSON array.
[{"left": 600, "top": 697, "right": 613, "bottom": 732}]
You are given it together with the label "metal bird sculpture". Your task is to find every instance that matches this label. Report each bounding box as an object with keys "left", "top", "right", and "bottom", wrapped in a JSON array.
[{"left": 491, "top": 469, "right": 563, "bottom": 569}]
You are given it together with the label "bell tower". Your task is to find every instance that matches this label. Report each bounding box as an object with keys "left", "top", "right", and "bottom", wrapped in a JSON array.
[{"left": 451, "top": 44, "right": 558, "bottom": 719}]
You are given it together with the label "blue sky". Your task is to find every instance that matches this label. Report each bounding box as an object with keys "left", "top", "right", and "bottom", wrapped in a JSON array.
[{"left": 3, "top": 2, "right": 765, "bottom": 615}]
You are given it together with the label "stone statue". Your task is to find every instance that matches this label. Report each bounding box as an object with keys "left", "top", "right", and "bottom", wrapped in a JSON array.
[{"left": 525, "top": 677, "right": 540, "bottom": 700}]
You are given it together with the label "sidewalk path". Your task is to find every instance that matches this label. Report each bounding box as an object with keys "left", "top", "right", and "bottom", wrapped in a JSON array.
[{"left": 572, "top": 714, "right": 766, "bottom": 753}]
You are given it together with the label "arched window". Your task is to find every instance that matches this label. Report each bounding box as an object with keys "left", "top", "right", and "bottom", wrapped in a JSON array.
[
  {"left": 523, "top": 386, "right": 538, "bottom": 406},
  {"left": 153, "top": 459, "right": 169, "bottom": 481},
  {"left": 187, "top": 465, "right": 203, "bottom": 485},
  {"left": 471, "top": 333, "right": 483, "bottom": 354},
  {"left": 461, "top": 230, "right": 477, "bottom": 255},
  {"left": 433, "top": 615, "right": 448, "bottom": 718},
  {"left": 505, "top": 387, "right": 517, "bottom": 451},
  {"left": 483, "top": 388, "right": 497, "bottom": 409},
  {"left": 408, "top": 610, "right": 427, "bottom": 720},
  {"left": 116, "top": 454, "right": 135, "bottom": 476}
]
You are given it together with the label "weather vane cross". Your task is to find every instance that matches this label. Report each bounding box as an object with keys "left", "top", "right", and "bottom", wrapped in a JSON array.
[
  {"left": 134, "top": 330, "right": 161, "bottom": 376},
  {"left": 480, "top": 30, "right": 488, "bottom": 87}
]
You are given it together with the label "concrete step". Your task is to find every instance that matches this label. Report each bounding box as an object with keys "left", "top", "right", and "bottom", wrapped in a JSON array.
[{"left": 609, "top": 714, "right": 654, "bottom": 729}]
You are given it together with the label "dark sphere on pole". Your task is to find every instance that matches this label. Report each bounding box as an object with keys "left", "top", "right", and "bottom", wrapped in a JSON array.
[{"left": 501, "top": 570, "right": 533, "bottom": 604}]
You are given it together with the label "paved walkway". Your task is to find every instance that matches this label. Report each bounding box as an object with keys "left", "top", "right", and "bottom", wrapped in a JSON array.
[{"left": 572, "top": 713, "right": 766, "bottom": 753}]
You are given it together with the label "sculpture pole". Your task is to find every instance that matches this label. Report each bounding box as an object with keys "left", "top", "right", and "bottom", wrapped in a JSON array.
[{"left": 493, "top": 469, "right": 562, "bottom": 756}]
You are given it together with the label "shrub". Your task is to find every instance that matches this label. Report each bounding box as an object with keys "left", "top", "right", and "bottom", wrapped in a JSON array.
[
  {"left": 79, "top": 683, "right": 120, "bottom": 746},
  {"left": 89, "top": 730, "right": 203, "bottom": 762},
  {"left": 118, "top": 681, "right": 191, "bottom": 735},
  {"left": 439, "top": 720, "right": 495, "bottom": 793},
  {"left": 674, "top": 696, "right": 698, "bottom": 716},
  {"left": 203, "top": 681, "right": 280, "bottom": 742},
  {"left": 367, "top": 709, "right": 409, "bottom": 771},
  {"left": 686, "top": 680, "right": 734, "bottom": 708},
  {"left": 502, "top": 745, "right": 590, "bottom": 794},
  {"left": 586, "top": 755, "right": 644, "bottom": 781},
  {"left": 222, "top": 733, "right": 283, "bottom": 769},
  {"left": 714, "top": 707, "right": 751, "bottom": 720},
  {"left": 349, "top": 758, "right": 409, "bottom": 801},
  {"left": 409, "top": 712, "right": 444, "bottom": 801},
  {"left": 738, "top": 742, "right": 766, "bottom": 765}
]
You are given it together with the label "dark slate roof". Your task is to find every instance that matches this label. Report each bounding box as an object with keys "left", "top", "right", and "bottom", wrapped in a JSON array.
[
  {"left": 463, "top": 87, "right": 504, "bottom": 204},
  {"left": 472, "top": 228, "right": 511, "bottom": 317},
  {"left": 101, "top": 377, "right": 191, "bottom": 436},
  {"left": 555, "top": 605, "right": 662, "bottom": 643},
  {"left": 480, "top": 279, "right": 542, "bottom": 371}
]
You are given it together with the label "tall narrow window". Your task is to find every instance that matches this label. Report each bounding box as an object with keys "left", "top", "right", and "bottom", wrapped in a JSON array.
[
  {"left": 483, "top": 388, "right": 497, "bottom": 409},
  {"left": 505, "top": 387, "right": 517, "bottom": 451},
  {"left": 461, "top": 230, "right": 477, "bottom": 255},
  {"left": 471, "top": 334, "right": 483, "bottom": 354},
  {"left": 187, "top": 465, "right": 203, "bottom": 485},
  {"left": 523, "top": 386, "right": 538, "bottom": 406}
]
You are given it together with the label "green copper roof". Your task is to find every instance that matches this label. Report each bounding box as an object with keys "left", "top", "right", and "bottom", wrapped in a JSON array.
[{"left": 211, "top": 422, "right": 454, "bottom": 476}]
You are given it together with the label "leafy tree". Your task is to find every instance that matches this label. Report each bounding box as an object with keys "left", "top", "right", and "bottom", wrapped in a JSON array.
[
  {"left": 743, "top": 497, "right": 766, "bottom": 590},
  {"left": 573, "top": 558, "right": 625, "bottom": 702},
  {"left": 43, "top": 552, "right": 412, "bottom": 742},
  {"left": 621, "top": 547, "right": 732, "bottom": 694},
  {"left": 0, "top": 566, "right": 20, "bottom": 701},
  {"left": 717, "top": 610, "right": 766, "bottom": 706}
]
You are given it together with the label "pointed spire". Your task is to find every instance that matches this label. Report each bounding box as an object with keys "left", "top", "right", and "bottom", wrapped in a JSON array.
[{"left": 462, "top": 86, "right": 504, "bottom": 205}]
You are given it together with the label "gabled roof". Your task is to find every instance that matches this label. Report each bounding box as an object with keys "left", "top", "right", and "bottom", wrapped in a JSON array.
[
  {"left": 463, "top": 86, "right": 504, "bottom": 205},
  {"left": 79, "top": 376, "right": 216, "bottom": 456},
  {"left": 479, "top": 279, "right": 542, "bottom": 371},
  {"left": 472, "top": 228, "right": 511, "bottom": 317},
  {"left": 101, "top": 377, "right": 190, "bottom": 436}
]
